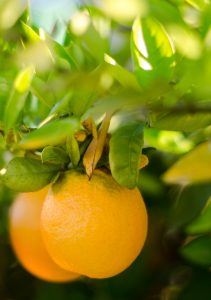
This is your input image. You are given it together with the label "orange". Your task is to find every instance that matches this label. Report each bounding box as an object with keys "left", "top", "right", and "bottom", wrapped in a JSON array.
[
  {"left": 9, "top": 187, "right": 80, "bottom": 282},
  {"left": 41, "top": 170, "right": 148, "bottom": 279}
]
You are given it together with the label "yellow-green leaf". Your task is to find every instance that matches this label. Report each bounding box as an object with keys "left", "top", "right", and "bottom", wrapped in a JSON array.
[
  {"left": 163, "top": 142, "right": 211, "bottom": 185},
  {"left": 66, "top": 135, "right": 80, "bottom": 168},
  {"left": 19, "top": 118, "right": 80, "bottom": 150}
]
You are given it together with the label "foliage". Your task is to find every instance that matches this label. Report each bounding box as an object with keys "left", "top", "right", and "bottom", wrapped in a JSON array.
[{"left": 0, "top": 0, "right": 211, "bottom": 299}]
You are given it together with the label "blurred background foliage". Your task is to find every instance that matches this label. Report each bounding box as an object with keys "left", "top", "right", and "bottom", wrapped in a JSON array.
[{"left": 0, "top": 0, "right": 211, "bottom": 299}]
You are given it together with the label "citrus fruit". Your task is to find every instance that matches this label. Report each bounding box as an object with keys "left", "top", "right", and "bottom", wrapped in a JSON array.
[
  {"left": 9, "top": 187, "right": 80, "bottom": 282},
  {"left": 41, "top": 170, "right": 148, "bottom": 279}
]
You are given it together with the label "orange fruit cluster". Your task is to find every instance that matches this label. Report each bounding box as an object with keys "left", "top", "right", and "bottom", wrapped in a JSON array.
[
  {"left": 9, "top": 187, "right": 79, "bottom": 282},
  {"left": 9, "top": 170, "right": 148, "bottom": 282}
]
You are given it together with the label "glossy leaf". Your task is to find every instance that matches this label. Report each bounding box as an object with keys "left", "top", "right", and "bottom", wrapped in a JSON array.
[
  {"left": 181, "top": 236, "right": 211, "bottom": 266},
  {"left": 109, "top": 121, "right": 144, "bottom": 188},
  {"left": 41, "top": 146, "right": 69, "bottom": 165},
  {"left": 131, "top": 16, "right": 175, "bottom": 88},
  {"left": 1, "top": 157, "right": 59, "bottom": 192},
  {"left": 163, "top": 142, "right": 211, "bottom": 185},
  {"left": 186, "top": 198, "right": 211, "bottom": 235},
  {"left": 19, "top": 117, "right": 80, "bottom": 150}
]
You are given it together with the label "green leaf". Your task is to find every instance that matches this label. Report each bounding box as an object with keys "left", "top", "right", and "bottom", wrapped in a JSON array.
[
  {"left": 0, "top": 134, "right": 5, "bottom": 150},
  {"left": 104, "top": 54, "right": 140, "bottom": 90},
  {"left": 144, "top": 128, "right": 193, "bottom": 154},
  {"left": 101, "top": 0, "right": 147, "bottom": 22},
  {"left": 19, "top": 117, "right": 80, "bottom": 150},
  {"left": 41, "top": 146, "right": 69, "bottom": 165},
  {"left": 181, "top": 236, "right": 211, "bottom": 266},
  {"left": 163, "top": 142, "right": 211, "bottom": 185},
  {"left": 169, "top": 183, "right": 211, "bottom": 229},
  {"left": 154, "top": 112, "right": 211, "bottom": 132},
  {"left": 109, "top": 121, "right": 144, "bottom": 188},
  {"left": 53, "top": 41, "right": 78, "bottom": 69},
  {"left": 70, "top": 8, "right": 109, "bottom": 62},
  {"left": 187, "top": 0, "right": 207, "bottom": 10},
  {"left": 14, "top": 66, "right": 35, "bottom": 93},
  {"left": 31, "top": 76, "right": 56, "bottom": 108},
  {"left": 4, "top": 66, "right": 35, "bottom": 132},
  {"left": 66, "top": 135, "right": 80, "bottom": 167},
  {"left": 186, "top": 198, "right": 211, "bottom": 235},
  {"left": 131, "top": 16, "right": 175, "bottom": 88},
  {"left": 21, "top": 22, "right": 40, "bottom": 42},
  {"left": 1, "top": 157, "right": 59, "bottom": 192}
]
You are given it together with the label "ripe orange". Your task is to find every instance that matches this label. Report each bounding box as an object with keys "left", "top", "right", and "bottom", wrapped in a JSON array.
[
  {"left": 9, "top": 187, "right": 80, "bottom": 282},
  {"left": 41, "top": 170, "right": 148, "bottom": 279}
]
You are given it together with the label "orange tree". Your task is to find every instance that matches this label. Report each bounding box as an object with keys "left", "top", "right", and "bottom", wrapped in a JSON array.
[{"left": 0, "top": 0, "right": 211, "bottom": 299}]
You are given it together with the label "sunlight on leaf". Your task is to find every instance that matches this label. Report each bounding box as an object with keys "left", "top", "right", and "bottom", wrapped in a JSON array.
[
  {"left": 104, "top": 54, "right": 140, "bottom": 90},
  {"left": 131, "top": 16, "right": 175, "bottom": 87},
  {"left": 168, "top": 25, "right": 202, "bottom": 59},
  {"left": 145, "top": 128, "right": 194, "bottom": 154},
  {"left": 163, "top": 142, "right": 211, "bottom": 185},
  {"left": 18, "top": 41, "right": 54, "bottom": 73},
  {"left": 101, "top": 0, "right": 148, "bottom": 22},
  {"left": 14, "top": 65, "right": 35, "bottom": 93},
  {"left": 22, "top": 22, "right": 41, "bottom": 42},
  {"left": 4, "top": 66, "right": 35, "bottom": 132},
  {"left": 70, "top": 10, "right": 91, "bottom": 36},
  {"left": 0, "top": 0, "right": 26, "bottom": 29},
  {"left": 19, "top": 118, "right": 80, "bottom": 150}
]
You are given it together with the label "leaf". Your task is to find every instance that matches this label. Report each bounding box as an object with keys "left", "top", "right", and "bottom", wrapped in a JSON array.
[
  {"left": 83, "top": 112, "right": 112, "bottom": 177},
  {"left": 169, "top": 183, "right": 211, "bottom": 229},
  {"left": 144, "top": 128, "right": 193, "bottom": 154},
  {"left": 1, "top": 157, "right": 59, "bottom": 192},
  {"left": 181, "top": 236, "right": 211, "bottom": 266},
  {"left": 163, "top": 142, "right": 211, "bottom": 185},
  {"left": 41, "top": 146, "right": 69, "bottom": 165},
  {"left": 154, "top": 112, "right": 211, "bottom": 132},
  {"left": 109, "top": 121, "right": 144, "bottom": 188},
  {"left": 4, "top": 66, "right": 35, "bottom": 132},
  {"left": 21, "top": 22, "right": 40, "bottom": 42},
  {"left": 19, "top": 117, "right": 80, "bottom": 150},
  {"left": 186, "top": 198, "right": 211, "bottom": 235},
  {"left": 53, "top": 41, "right": 78, "bottom": 69},
  {"left": 101, "top": 0, "right": 147, "bottom": 22},
  {"left": 14, "top": 65, "right": 35, "bottom": 93},
  {"left": 131, "top": 16, "right": 175, "bottom": 88},
  {"left": 104, "top": 54, "right": 140, "bottom": 90},
  {"left": 70, "top": 8, "right": 109, "bottom": 62},
  {"left": 31, "top": 76, "right": 57, "bottom": 108},
  {"left": 66, "top": 135, "right": 80, "bottom": 168}
]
